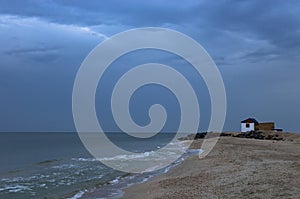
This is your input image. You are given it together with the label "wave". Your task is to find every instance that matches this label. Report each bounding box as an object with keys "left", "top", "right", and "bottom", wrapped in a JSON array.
[
  {"left": 36, "top": 159, "right": 60, "bottom": 165},
  {"left": 68, "top": 190, "right": 86, "bottom": 199},
  {"left": 0, "top": 139, "right": 203, "bottom": 199},
  {"left": 0, "top": 185, "right": 32, "bottom": 193},
  {"left": 71, "top": 157, "right": 98, "bottom": 162},
  {"left": 72, "top": 140, "right": 189, "bottom": 164}
]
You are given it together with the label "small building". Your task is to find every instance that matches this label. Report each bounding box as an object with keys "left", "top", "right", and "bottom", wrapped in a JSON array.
[
  {"left": 241, "top": 118, "right": 258, "bottom": 132},
  {"left": 241, "top": 118, "right": 276, "bottom": 132},
  {"left": 257, "top": 122, "right": 275, "bottom": 131}
]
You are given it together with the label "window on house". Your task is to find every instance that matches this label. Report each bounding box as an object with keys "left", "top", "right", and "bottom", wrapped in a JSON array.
[{"left": 246, "top": 123, "right": 250, "bottom": 128}]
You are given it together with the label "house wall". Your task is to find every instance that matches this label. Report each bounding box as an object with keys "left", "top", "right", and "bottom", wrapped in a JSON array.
[
  {"left": 256, "top": 122, "right": 275, "bottom": 131},
  {"left": 241, "top": 123, "right": 255, "bottom": 132}
]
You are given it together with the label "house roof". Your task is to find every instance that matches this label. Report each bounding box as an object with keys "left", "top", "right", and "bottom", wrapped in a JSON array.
[{"left": 241, "top": 118, "right": 259, "bottom": 124}]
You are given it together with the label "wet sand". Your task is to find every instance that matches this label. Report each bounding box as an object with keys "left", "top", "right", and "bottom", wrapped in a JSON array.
[{"left": 122, "top": 136, "right": 300, "bottom": 198}]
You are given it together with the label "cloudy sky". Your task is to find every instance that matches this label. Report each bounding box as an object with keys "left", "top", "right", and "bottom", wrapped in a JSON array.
[{"left": 0, "top": 0, "right": 299, "bottom": 132}]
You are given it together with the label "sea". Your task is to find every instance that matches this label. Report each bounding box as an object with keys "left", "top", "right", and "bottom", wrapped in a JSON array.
[{"left": 0, "top": 132, "right": 201, "bottom": 199}]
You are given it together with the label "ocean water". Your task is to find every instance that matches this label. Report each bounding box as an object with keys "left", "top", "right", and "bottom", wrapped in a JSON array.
[{"left": 0, "top": 132, "right": 198, "bottom": 199}]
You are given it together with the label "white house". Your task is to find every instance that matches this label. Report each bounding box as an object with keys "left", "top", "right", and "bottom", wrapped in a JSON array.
[{"left": 241, "top": 118, "right": 258, "bottom": 132}]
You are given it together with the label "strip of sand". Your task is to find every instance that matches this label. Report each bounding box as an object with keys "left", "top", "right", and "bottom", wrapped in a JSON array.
[{"left": 122, "top": 136, "right": 300, "bottom": 198}]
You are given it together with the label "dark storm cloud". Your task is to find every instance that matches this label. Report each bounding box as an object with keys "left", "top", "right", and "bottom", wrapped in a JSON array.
[
  {"left": 0, "top": 0, "right": 197, "bottom": 26},
  {"left": 197, "top": 1, "right": 300, "bottom": 53},
  {"left": 0, "top": 0, "right": 300, "bottom": 132},
  {"left": 4, "top": 46, "right": 62, "bottom": 62},
  {"left": 4, "top": 46, "right": 60, "bottom": 55},
  {"left": 238, "top": 48, "right": 280, "bottom": 63},
  {"left": 1, "top": 0, "right": 300, "bottom": 56}
]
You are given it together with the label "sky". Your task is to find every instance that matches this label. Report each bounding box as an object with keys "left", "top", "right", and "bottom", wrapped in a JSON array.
[{"left": 0, "top": 0, "right": 300, "bottom": 132}]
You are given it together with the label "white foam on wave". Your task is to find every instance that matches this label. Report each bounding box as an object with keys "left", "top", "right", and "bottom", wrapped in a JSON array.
[
  {"left": 73, "top": 139, "right": 189, "bottom": 162},
  {"left": 1, "top": 174, "right": 51, "bottom": 183},
  {"left": 109, "top": 176, "right": 121, "bottom": 185},
  {"left": 51, "top": 163, "right": 77, "bottom": 169},
  {"left": 71, "top": 157, "right": 97, "bottom": 162},
  {"left": 187, "top": 148, "right": 204, "bottom": 154},
  {"left": 0, "top": 185, "right": 32, "bottom": 193},
  {"left": 68, "top": 190, "right": 86, "bottom": 199},
  {"left": 100, "top": 151, "right": 154, "bottom": 161}
]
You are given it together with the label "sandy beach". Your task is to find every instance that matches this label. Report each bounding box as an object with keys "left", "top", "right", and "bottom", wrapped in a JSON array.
[{"left": 122, "top": 134, "right": 300, "bottom": 198}]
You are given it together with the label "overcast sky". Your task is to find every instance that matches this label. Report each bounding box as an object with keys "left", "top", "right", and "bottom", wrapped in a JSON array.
[{"left": 0, "top": 0, "right": 299, "bottom": 132}]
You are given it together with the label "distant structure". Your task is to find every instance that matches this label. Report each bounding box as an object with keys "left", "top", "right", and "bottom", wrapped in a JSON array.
[
  {"left": 241, "top": 118, "right": 278, "bottom": 132},
  {"left": 241, "top": 118, "right": 259, "bottom": 132}
]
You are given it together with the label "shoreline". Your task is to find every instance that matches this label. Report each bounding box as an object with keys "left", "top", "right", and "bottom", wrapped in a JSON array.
[
  {"left": 78, "top": 144, "right": 201, "bottom": 199},
  {"left": 121, "top": 135, "right": 300, "bottom": 198}
]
